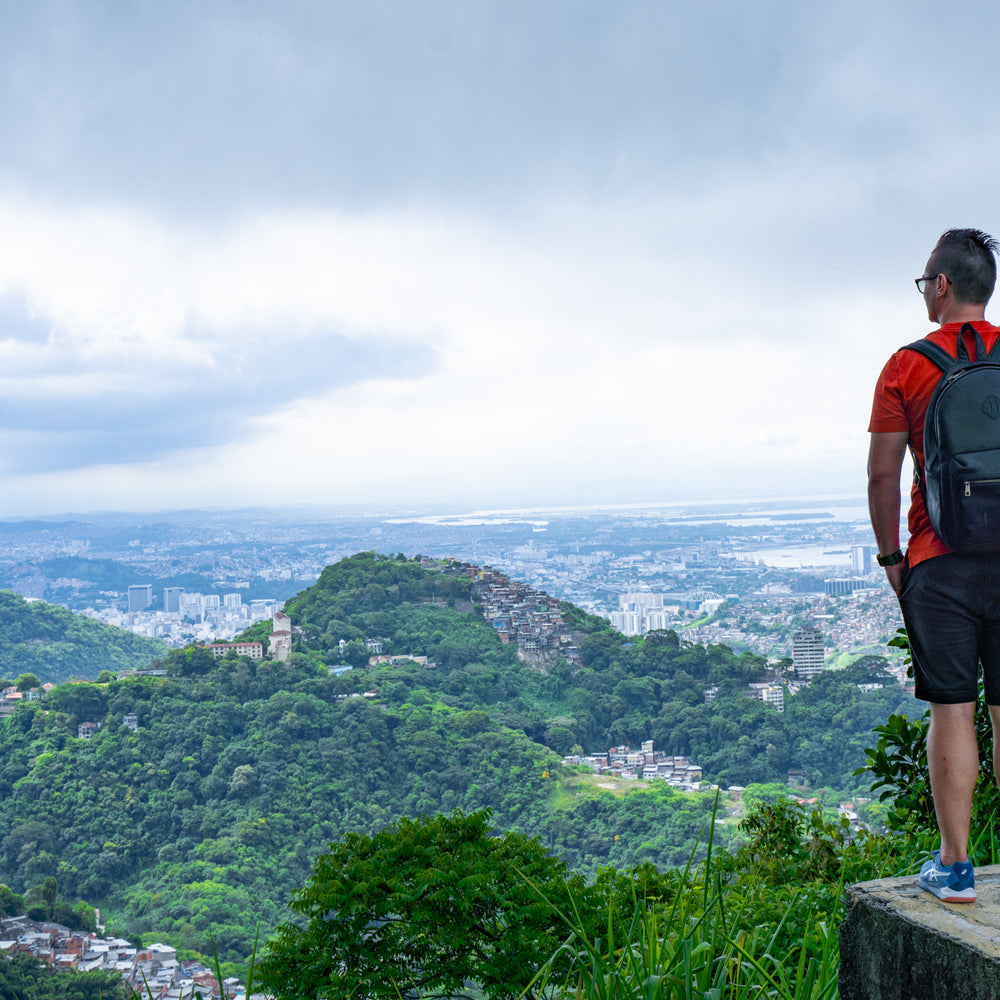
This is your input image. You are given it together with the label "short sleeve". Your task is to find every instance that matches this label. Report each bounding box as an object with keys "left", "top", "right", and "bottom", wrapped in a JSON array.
[{"left": 868, "top": 353, "right": 910, "bottom": 433}]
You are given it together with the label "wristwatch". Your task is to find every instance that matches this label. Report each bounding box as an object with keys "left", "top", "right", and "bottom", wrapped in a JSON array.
[{"left": 876, "top": 549, "right": 904, "bottom": 567}]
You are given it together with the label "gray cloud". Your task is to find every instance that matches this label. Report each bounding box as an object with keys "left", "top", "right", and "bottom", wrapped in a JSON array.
[
  {"left": 0, "top": 306, "right": 437, "bottom": 472},
  {"left": 0, "top": 0, "right": 971, "bottom": 219}
]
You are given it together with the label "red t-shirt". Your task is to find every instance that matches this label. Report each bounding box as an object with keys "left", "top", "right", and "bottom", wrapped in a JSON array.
[{"left": 869, "top": 320, "right": 1000, "bottom": 566}]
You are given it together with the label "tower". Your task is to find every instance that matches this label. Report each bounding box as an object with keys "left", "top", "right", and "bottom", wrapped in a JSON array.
[
  {"left": 851, "top": 544, "right": 873, "bottom": 576},
  {"left": 128, "top": 585, "right": 153, "bottom": 613},
  {"left": 163, "top": 587, "right": 185, "bottom": 613},
  {"left": 792, "top": 626, "right": 825, "bottom": 680}
]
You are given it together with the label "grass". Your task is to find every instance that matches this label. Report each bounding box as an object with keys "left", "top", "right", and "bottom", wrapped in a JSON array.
[
  {"left": 526, "top": 789, "right": 941, "bottom": 1000},
  {"left": 527, "top": 839, "right": 842, "bottom": 1000},
  {"left": 535, "top": 895, "right": 839, "bottom": 1000},
  {"left": 556, "top": 771, "right": 677, "bottom": 799}
]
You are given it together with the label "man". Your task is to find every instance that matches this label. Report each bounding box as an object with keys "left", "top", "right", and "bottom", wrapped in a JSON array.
[{"left": 868, "top": 228, "right": 1000, "bottom": 904}]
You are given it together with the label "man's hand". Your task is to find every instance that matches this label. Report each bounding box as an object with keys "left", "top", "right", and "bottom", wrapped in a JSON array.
[{"left": 883, "top": 561, "right": 905, "bottom": 596}]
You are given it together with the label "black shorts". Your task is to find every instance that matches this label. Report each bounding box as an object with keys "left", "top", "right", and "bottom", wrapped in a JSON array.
[{"left": 899, "top": 553, "right": 1000, "bottom": 705}]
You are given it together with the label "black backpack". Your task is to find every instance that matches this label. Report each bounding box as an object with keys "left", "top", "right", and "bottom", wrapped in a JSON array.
[{"left": 904, "top": 321, "right": 1000, "bottom": 552}]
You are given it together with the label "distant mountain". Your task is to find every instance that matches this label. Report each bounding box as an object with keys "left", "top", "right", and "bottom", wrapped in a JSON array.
[{"left": 0, "top": 590, "right": 166, "bottom": 683}]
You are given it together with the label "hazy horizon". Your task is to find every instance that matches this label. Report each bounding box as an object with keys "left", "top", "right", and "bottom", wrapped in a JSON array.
[{"left": 0, "top": 490, "right": 873, "bottom": 523}]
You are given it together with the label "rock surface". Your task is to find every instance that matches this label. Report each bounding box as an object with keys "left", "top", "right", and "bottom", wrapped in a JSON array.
[{"left": 840, "top": 865, "right": 1000, "bottom": 999}]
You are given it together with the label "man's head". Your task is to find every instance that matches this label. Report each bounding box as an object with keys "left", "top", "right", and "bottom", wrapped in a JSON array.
[{"left": 926, "top": 228, "right": 1000, "bottom": 307}]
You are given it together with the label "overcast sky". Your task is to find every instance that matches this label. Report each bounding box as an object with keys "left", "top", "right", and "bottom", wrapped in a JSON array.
[{"left": 0, "top": 0, "right": 996, "bottom": 518}]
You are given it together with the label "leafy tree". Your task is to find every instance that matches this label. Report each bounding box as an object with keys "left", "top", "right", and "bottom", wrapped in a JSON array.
[
  {"left": 43, "top": 682, "right": 108, "bottom": 723},
  {"left": 0, "top": 884, "right": 23, "bottom": 916},
  {"left": 15, "top": 673, "right": 40, "bottom": 691},
  {"left": 167, "top": 644, "right": 216, "bottom": 676},
  {"left": 741, "top": 782, "right": 796, "bottom": 811},
  {"left": 258, "top": 809, "right": 584, "bottom": 1000}
]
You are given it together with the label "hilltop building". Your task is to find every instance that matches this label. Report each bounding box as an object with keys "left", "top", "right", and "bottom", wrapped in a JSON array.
[
  {"left": 268, "top": 611, "right": 293, "bottom": 661},
  {"left": 564, "top": 740, "right": 706, "bottom": 789},
  {"left": 746, "top": 682, "right": 785, "bottom": 712},
  {"left": 0, "top": 917, "right": 247, "bottom": 997},
  {"left": 455, "top": 561, "right": 582, "bottom": 665},
  {"left": 206, "top": 641, "right": 263, "bottom": 660}
]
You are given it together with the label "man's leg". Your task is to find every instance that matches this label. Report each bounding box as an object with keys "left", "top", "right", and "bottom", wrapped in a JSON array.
[{"left": 928, "top": 701, "right": 978, "bottom": 865}]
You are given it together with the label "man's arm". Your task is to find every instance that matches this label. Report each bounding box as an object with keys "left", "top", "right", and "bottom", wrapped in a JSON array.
[{"left": 867, "top": 430, "right": 909, "bottom": 595}]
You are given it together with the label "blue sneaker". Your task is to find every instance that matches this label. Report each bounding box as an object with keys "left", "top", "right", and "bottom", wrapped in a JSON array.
[{"left": 918, "top": 850, "right": 976, "bottom": 902}]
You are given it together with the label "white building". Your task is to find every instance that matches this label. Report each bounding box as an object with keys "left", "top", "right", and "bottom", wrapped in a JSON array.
[
  {"left": 747, "top": 682, "right": 785, "bottom": 712},
  {"left": 269, "top": 611, "right": 293, "bottom": 662},
  {"left": 792, "top": 626, "right": 825, "bottom": 680},
  {"left": 851, "top": 544, "right": 873, "bottom": 576},
  {"left": 620, "top": 592, "right": 664, "bottom": 611},
  {"left": 609, "top": 610, "right": 643, "bottom": 636}
]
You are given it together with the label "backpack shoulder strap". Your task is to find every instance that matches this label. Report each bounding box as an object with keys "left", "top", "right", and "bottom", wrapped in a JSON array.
[
  {"left": 964, "top": 321, "right": 987, "bottom": 362},
  {"left": 902, "top": 322, "right": 986, "bottom": 368},
  {"left": 981, "top": 323, "right": 1000, "bottom": 361},
  {"left": 899, "top": 334, "right": 960, "bottom": 491},
  {"left": 902, "top": 339, "right": 957, "bottom": 372}
]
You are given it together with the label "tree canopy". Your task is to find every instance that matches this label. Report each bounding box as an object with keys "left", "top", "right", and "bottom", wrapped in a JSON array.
[{"left": 259, "top": 810, "right": 587, "bottom": 1000}]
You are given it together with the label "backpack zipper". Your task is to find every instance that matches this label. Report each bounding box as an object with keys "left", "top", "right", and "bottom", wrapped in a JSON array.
[{"left": 965, "top": 478, "right": 1000, "bottom": 496}]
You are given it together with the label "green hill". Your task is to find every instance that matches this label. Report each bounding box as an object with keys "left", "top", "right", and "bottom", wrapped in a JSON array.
[
  {"left": 0, "top": 552, "right": 918, "bottom": 964},
  {"left": 0, "top": 590, "right": 166, "bottom": 683}
]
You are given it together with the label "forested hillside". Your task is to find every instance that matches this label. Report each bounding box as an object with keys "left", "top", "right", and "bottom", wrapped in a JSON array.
[
  {"left": 284, "top": 553, "right": 916, "bottom": 790},
  {"left": 0, "top": 589, "right": 166, "bottom": 683},
  {"left": 0, "top": 553, "right": 918, "bottom": 966}
]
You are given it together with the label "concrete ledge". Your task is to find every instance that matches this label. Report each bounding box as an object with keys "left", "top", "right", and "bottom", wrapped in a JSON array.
[{"left": 840, "top": 864, "right": 1000, "bottom": 999}]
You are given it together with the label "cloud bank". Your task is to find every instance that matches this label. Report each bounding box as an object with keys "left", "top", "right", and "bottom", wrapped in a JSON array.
[{"left": 0, "top": 0, "right": 999, "bottom": 514}]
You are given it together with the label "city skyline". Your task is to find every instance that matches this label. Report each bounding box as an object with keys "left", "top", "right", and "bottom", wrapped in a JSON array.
[{"left": 0, "top": 3, "right": 996, "bottom": 517}]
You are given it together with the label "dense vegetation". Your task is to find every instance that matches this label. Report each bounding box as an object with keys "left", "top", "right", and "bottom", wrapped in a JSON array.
[
  {"left": 0, "top": 552, "right": 921, "bottom": 980},
  {"left": 256, "top": 800, "right": 922, "bottom": 1000},
  {"left": 0, "top": 590, "right": 166, "bottom": 684},
  {"left": 283, "top": 553, "right": 916, "bottom": 791},
  {"left": 0, "top": 658, "right": 720, "bottom": 963}
]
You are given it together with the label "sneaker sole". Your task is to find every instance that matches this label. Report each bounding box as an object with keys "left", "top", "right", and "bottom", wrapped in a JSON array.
[{"left": 920, "top": 882, "right": 976, "bottom": 903}]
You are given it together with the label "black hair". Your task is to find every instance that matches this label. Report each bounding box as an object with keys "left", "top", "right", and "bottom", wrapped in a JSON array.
[{"left": 932, "top": 228, "right": 1000, "bottom": 304}]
